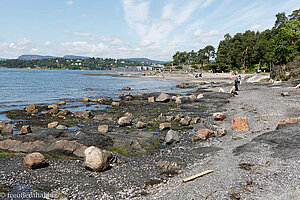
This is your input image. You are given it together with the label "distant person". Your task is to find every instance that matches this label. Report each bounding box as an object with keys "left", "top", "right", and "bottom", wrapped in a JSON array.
[{"left": 234, "top": 72, "right": 239, "bottom": 91}]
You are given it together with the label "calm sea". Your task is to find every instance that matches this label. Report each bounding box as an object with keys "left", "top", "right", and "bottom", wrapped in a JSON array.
[{"left": 0, "top": 68, "right": 183, "bottom": 122}]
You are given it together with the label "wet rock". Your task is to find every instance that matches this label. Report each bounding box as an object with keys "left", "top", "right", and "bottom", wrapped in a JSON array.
[
  {"left": 45, "top": 108, "right": 59, "bottom": 115},
  {"left": 48, "top": 104, "right": 58, "bottom": 110},
  {"left": 111, "top": 102, "right": 120, "bottom": 107},
  {"left": 25, "top": 104, "right": 38, "bottom": 112},
  {"left": 118, "top": 116, "right": 132, "bottom": 126},
  {"left": 157, "top": 160, "right": 181, "bottom": 169},
  {"left": 57, "top": 101, "right": 66, "bottom": 105},
  {"left": 281, "top": 92, "right": 290, "bottom": 97},
  {"left": 136, "top": 121, "right": 146, "bottom": 129},
  {"left": 23, "top": 152, "right": 46, "bottom": 169},
  {"left": 124, "top": 95, "right": 134, "bottom": 101},
  {"left": 155, "top": 92, "right": 170, "bottom": 102},
  {"left": 74, "top": 111, "right": 91, "bottom": 119},
  {"left": 191, "top": 129, "right": 214, "bottom": 142},
  {"left": 216, "top": 128, "right": 227, "bottom": 137},
  {"left": 98, "top": 125, "right": 109, "bottom": 133},
  {"left": 121, "top": 86, "right": 131, "bottom": 91},
  {"left": 148, "top": 97, "right": 155, "bottom": 102},
  {"left": 56, "top": 125, "right": 68, "bottom": 130},
  {"left": 213, "top": 113, "right": 227, "bottom": 121},
  {"left": 159, "top": 123, "right": 171, "bottom": 131},
  {"left": 98, "top": 97, "right": 113, "bottom": 105},
  {"left": 20, "top": 125, "right": 32, "bottom": 135},
  {"left": 84, "top": 146, "right": 111, "bottom": 172},
  {"left": 165, "top": 130, "right": 179, "bottom": 144},
  {"left": 82, "top": 97, "right": 90, "bottom": 103},
  {"left": 57, "top": 109, "right": 71, "bottom": 117},
  {"left": 232, "top": 118, "right": 249, "bottom": 131},
  {"left": 48, "top": 121, "right": 59, "bottom": 129},
  {"left": 1, "top": 124, "right": 13, "bottom": 135}
]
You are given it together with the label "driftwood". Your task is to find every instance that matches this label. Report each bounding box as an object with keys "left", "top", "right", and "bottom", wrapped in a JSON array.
[{"left": 183, "top": 170, "right": 214, "bottom": 183}]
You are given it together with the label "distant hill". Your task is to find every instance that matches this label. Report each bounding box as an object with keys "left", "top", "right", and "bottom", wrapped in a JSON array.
[
  {"left": 63, "top": 55, "right": 90, "bottom": 59},
  {"left": 18, "top": 55, "right": 90, "bottom": 60},
  {"left": 127, "top": 58, "right": 169, "bottom": 64},
  {"left": 18, "top": 55, "right": 57, "bottom": 60},
  {"left": 0, "top": 58, "right": 8, "bottom": 60}
]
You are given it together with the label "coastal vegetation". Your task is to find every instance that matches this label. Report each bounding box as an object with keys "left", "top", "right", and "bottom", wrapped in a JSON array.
[
  {"left": 172, "top": 9, "right": 300, "bottom": 73},
  {"left": 0, "top": 57, "right": 151, "bottom": 70}
]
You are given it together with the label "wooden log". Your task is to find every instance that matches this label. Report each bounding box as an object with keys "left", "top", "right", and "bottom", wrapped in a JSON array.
[{"left": 183, "top": 170, "right": 214, "bottom": 183}]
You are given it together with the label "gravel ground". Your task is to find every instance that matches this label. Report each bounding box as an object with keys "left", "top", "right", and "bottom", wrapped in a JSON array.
[{"left": 145, "top": 82, "right": 300, "bottom": 200}]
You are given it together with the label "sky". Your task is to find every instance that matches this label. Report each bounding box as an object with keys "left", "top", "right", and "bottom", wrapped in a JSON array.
[{"left": 0, "top": 0, "right": 299, "bottom": 61}]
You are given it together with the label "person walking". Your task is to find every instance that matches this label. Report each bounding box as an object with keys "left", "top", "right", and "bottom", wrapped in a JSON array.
[{"left": 234, "top": 72, "right": 239, "bottom": 91}]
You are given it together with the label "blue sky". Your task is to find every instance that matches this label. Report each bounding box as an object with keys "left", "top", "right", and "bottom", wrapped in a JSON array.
[{"left": 0, "top": 0, "right": 299, "bottom": 60}]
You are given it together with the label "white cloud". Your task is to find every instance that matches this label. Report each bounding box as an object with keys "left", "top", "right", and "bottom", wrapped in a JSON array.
[
  {"left": 65, "top": 1, "right": 73, "bottom": 5},
  {"left": 30, "top": 48, "right": 39, "bottom": 53},
  {"left": 59, "top": 41, "right": 107, "bottom": 55},
  {"left": 98, "top": 36, "right": 123, "bottom": 45},
  {"left": 44, "top": 41, "right": 51, "bottom": 46},
  {"left": 250, "top": 24, "right": 262, "bottom": 31},
  {"left": 201, "top": 0, "right": 214, "bottom": 8},
  {"left": 118, "top": 47, "right": 128, "bottom": 50},
  {"left": 194, "top": 29, "right": 220, "bottom": 37}
]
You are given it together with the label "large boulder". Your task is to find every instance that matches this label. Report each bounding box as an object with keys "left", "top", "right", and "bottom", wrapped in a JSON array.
[
  {"left": 118, "top": 116, "right": 132, "bottom": 126},
  {"left": 84, "top": 146, "right": 111, "bottom": 172},
  {"left": 98, "top": 125, "right": 109, "bottom": 133},
  {"left": 155, "top": 93, "right": 170, "bottom": 102},
  {"left": 48, "top": 121, "right": 59, "bottom": 129},
  {"left": 165, "top": 130, "right": 179, "bottom": 144},
  {"left": 23, "top": 152, "right": 46, "bottom": 169}
]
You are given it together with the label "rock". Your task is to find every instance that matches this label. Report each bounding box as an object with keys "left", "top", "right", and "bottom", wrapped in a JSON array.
[
  {"left": 191, "top": 129, "right": 214, "bottom": 142},
  {"left": 189, "top": 95, "right": 197, "bottom": 100},
  {"left": 45, "top": 108, "right": 59, "bottom": 115},
  {"left": 48, "top": 104, "right": 58, "bottom": 109},
  {"left": 281, "top": 92, "right": 290, "bottom": 97},
  {"left": 57, "top": 101, "right": 66, "bottom": 105},
  {"left": 0, "top": 121, "right": 6, "bottom": 129},
  {"left": 166, "top": 116, "right": 175, "bottom": 122},
  {"left": 190, "top": 117, "right": 200, "bottom": 125},
  {"left": 180, "top": 118, "right": 190, "bottom": 126},
  {"left": 174, "top": 115, "right": 182, "bottom": 122},
  {"left": 155, "top": 92, "right": 170, "bottom": 102},
  {"left": 23, "top": 152, "right": 45, "bottom": 169},
  {"left": 136, "top": 121, "right": 146, "bottom": 129},
  {"left": 165, "top": 130, "right": 179, "bottom": 144},
  {"left": 176, "top": 83, "right": 185, "bottom": 88},
  {"left": 216, "top": 128, "right": 227, "bottom": 137},
  {"left": 98, "top": 97, "right": 113, "bottom": 104},
  {"left": 20, "top": 125, "right": 32, "bottom": 135},
  {"left": 48, "top": 121, "right": 59, "bottom": 129},
  {"left": 1, "top": 124, "right": 13, "bottom": 135},
  {"left": 175, "top": 96, "right": 191, "bottom": 104},
  {"left": 213, "top": 113, "right": 227, "bottom": 121},
  {"left": 74, "top": 111, "right": 91, "bottom": 119},
  {"left": 197, "top": 94, "right": 204, "bottom": 99},
  {"left": 121, "top": 86, "right": 131, "bottom": 91},
  {"left": 56, "top": 125, "right": 68, "bottom": 130},
  {"left": 118, "top": 116, "right": 132, "bottom": 126},
  {"left": 82, "top": 97, "right": 90, "bottom": 102},
  {"left": 57, "top": 109, "right": 71, "bottom": 117},
  {"left": 25, "top": 104, "right": 38, "bottom": 112},
  {"left": 157, "top": 113, "right": 166, "bottom": 122},
  {"left": 157, "top": 160, "right": 181, "bottom": 169},
  {"left": 159, "top": 123, "right": 171, "bottom": 131},
  {"left": 84, "top": 146, "right": 111, "bottom": 172},
  {"left": 148, "top": 96, "right": 155, "bottom": 102},
  {"left": 124, "top": 95, "right": 134, "bottom": 101},
  {"left": 98, "top": 125, "right": 109, "bottom": 133},
  {"left": 111, "top": 102, "right": 120, "bottom": 107},
  {"left": 119, "top": 94, "right": 124, "bottom": 98},
  {"left": 232, "top": 118, "right": 249, "bottom": 131},
  {"left": 295, "top": 83, "right": 300, "bottom": 89}
]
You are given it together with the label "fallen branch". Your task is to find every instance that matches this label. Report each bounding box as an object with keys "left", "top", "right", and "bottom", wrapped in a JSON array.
[{"left": 183, "top": 170, "right": 214, "bottom": 183}]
